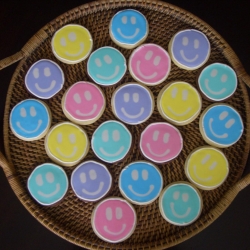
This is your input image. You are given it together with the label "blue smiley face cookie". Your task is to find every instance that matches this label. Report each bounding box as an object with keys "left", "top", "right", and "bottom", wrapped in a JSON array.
[
  {"left": 200, "top": 104, "right": 244, "bottom": 148},
  {"left": 87, "top": 47, "right": 126, "bottom": 86},
  {"left": 91, "top": 120, "right": 132, "bottom": 163},
  {"left": 119, "top": 161, "right": 163, "bottom": 205},
  {"left": 10, "top": 99, "right": 51, "bottom": 141},
  {"left": 109, "top": 9, "right": 148, "bottom": 49}
]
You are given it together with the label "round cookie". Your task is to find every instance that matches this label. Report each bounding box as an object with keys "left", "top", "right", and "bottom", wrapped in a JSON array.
[
  {"left": 168, "top": 29, "right": 210, "bottom": 70},
  {"left": 119, "top": 161, "right": 163, "bottom": 205},
  {"left": 25, "top": 59, "right": 64, "bottom": 99},
  {"left": 197, "top": 63, "right": 237, "bottom": 101},
  {"left": 112, "top": 83, "right": 154, "bottom": 125},
  {"left": 91, "top": 197, "right": 137, "bottom": 243},
  {"left": 51, "top": 24, "right": 93, "bottom": 64},
  {"left": 159, "top": 182, "right": 203, "bottom": 226},
  {"left": 129, "top": 43, "right": 171, "bottom": 86},
  {"left": 185, "top": 146, "right": 229, "bottom": 190},
  {"left": 45, "top": 122, "right": 89, "bottom": 167},
  {"left": 27, "top": 163, "right": 68, "bottom": 206},
  {"left": 91, "top": 120, "right": 132, "bottom": 163},
  {"left": 157, "top": 81, "right": 202, "bottom": 126},
  {"left": 62, "top": 81, "right": 106, "bottom": 125},
  {"left": 199, "top": 104, "right": 244, "bottom": 148},
  {"left": 10, "top": 99, "right": 51, "bottom": 141},
  {"left": 71, "top": 161, "right": 112, "bottom": 202},
  {"left": 109, "top": 9, "right": 148, "bottom": 49},
  {"left": 87, "top": 46, "right": 127, "bottom": 86},
  {"left": 140, "top": 122, "right": 183, "bottom": 163}
]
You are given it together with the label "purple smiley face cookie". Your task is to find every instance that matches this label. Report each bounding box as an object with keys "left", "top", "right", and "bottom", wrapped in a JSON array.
[
  {"left": 71, "top": 161, "right": 112, "bottom": 201},
  {"left": 25, "top": 59, "right": 65, "bottom": 99}
]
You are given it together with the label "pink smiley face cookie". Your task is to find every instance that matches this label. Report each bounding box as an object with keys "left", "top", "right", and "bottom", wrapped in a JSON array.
[
  {"left": 140, "top": 122, "right": 183, "bottom": 163},
  {"left": 62, "top": 81, "right": 105, "bottom": 125},
  {"left": 91, "top": 197, "right": 137, "bottom": 243},
  {"left": 129, "top": 43, "right": 171, "bottom": 86}
]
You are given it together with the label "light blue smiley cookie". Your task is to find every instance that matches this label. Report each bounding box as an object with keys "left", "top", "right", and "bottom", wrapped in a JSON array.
[
  {"left": 27, "top": 163, "right": 68, "bottom": 206},
  {"left": 159, "top": 182, "right": 202, "bottom": 226},
  {"left": 200, "top": 104, "right": 244, "bottom": 148},
  {"left": 119, "top": 161, "right": 163, "bottom": 205},
  {"left": 10, "top": 99, "right": 51, "bottom": 141},
  {"left": 198, "top": 63, "right": 237, "bottom": 101},
  {"left": 91, "top": 120, "right": 132, "bottom": 163},
  {"left": 110, "top": 9, "right": 148, "bottom": 49},
  {"left": 87, "top": 47, "right": 126, "bottom": 86}
]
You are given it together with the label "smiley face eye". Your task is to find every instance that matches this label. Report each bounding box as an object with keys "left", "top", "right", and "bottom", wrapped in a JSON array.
[
  {"left": 171, "top": 87, "right": 178, "bottom": 98},
  {"left": 73, "top": 93, "right": 81, "bottom": 104},
  {"left": 173, "top": 191, "right": 180, "bottom": 200},
  {"left": 116, "top": 207, "right": 123, "bottom": 220},
  {"left": 209, "top": 162, "right": 217, "bottom": 170},
  {"left": 68, "top": 32, "right": 76, "bottom": 41},
  {"left": 33, "top": 68, "right": 39, "bottom": 79},
  {"left": 20, "top": 107, "right": 27, "bottom": 117},
  {"left": 210, "top": 69, "right": 218, "bottom": 77},
  {"left": 102, "top": 129, "right": 109, "bottom": 142},
  {"left": 44, "top": 67, "right": 51, "bottom": 77},
  {"left": 153, "top": 130, "right": 159, "bottom": 141},
  {"left": 182, "top": 36, "right": 188, "bottom": 46},
  {"left": 95, "top": 58, "right": 102, "bottom": 67},
  {"left": 142, "top": 169, "right": 148, "bottom": 180},
  {"left": 80, "top": 172, "right": 86, "bottom": 183},
  {"left": 60, "top": 37, "right": 66, "bottom": 47},
  {"left": 84, "top": 90, "right": 92, "bottom": 101},
  {"left": 133, "top": 93, "right": 139, "bottom": 103},
  {"left": 69, "top": 134, "right": 76, "bottom": 144},
  {"left": 30, "top": 106, "right": 36, "bottom": 117},
  {"left": 182, "top": 193, "right": 189, "bottom": 202},
  {"left": 163, "top": 133, "right": 170, "bottom": 144},
  {"left": 112, "top": 130, "right": 120, "bottom": 142},
  {"left": 46, "top": 172, "right": 54, "bottom": 183},
  {"left": 221, "top": 74, "right": 228, "bottom": 83},
  {"left": 36, "top": 174, "right": 43, "bottom": 186},
  {"left": 131, "top": 16, "right": 136, "bottom": 24},
  {"left": 182, "top": 89, "right": 188, "bottom": 101},
  {"left": 145, "top": 50, "right": 153, "bottom": 60},
  {"left": 89, "top": 169, "right": 97, "bottom": 180},
  {"left": 124, "top": 93, "right": 130, "bottom": 102},
  {"left": 104, "top": 55, "right": 112, "bottom": 64},
  {"left": 194, "top": 39, "right": 199, "bottom": 49},
  {"left": 153, "top": 56, "right": 161, "bottom": 66},
  {"left": 219, "top": 111, "right": 228, "bottom": 120},
  {"left": 106, "top": 207, "right": 112, "bottom": 221},
  {"left": 57, "top": 133, "right": 62, "bottom": 143},
  {"left": 225, "top": 118, "right": 235, "bottom": 129},
  {"left": 131, "top": 169, "right": 138, "bottom": 180},
  {"left": 122, "top": 16, "right": 127, "bottom": 24}
]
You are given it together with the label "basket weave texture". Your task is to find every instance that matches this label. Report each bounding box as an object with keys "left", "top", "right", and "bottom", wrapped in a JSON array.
[{"left": 1, "top": 1, "right": 250, "bottom": 249}]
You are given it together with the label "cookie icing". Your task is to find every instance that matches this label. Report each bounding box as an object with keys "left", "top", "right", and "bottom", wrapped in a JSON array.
[
  {"left": 27, "top": 163, "right": 68, "bottom": 206},
  {"left": 119, "top": 161, "right": 163, "bottom": 205},
  {"left": 25, "top": 59, "right": 64, "bottom": 99},
  {"left": 10, "top": 99, "right": 51, "bottom": 141},
  {"left": 198, "top": 63, "right": 237, "bottom": 101},
  {"left": 112, "top": 83, "right": 153, "bottom": 125},
  {"left": 140, "top": 122, "right": 183, "bottom": 163},
  {"left": 71, "top": 161, "right": 112, "bottom": 201}
]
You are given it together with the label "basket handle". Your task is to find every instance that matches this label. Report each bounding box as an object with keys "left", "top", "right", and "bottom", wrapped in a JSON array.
[{"left": 0, "top": 51, "right": 25, "bottom": 70}]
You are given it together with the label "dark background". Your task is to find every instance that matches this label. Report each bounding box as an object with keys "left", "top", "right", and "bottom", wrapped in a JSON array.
[{"left": 0, "top": 1, "right": 250, "bottom": 249}]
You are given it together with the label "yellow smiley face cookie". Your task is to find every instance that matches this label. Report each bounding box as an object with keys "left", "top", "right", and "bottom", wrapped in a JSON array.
[
  {"left": 185, "top": 146, "right": 229, "bottom": 190},
  {"left": 51, "top": 24, "right": 93, "bottom": 64},
  {"left": 45, "top": 122, "right": 89, "bottom": 166},
  {"left": 157, "top": 81, "right": 202, "bottom": 125}
]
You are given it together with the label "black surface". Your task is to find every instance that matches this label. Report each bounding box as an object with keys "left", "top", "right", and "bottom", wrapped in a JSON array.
[{"left": 0, "top": 1, "right": 250, "bottom": 249}]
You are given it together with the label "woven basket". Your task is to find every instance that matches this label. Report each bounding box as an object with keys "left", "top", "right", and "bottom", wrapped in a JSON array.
[{"left": 1, "top": 0, "right": 250, "bottom": 249}]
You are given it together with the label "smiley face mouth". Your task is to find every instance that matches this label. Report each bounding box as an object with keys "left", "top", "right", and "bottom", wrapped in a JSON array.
[
  {"left": 56, "top": 146, "right": 78, "bottom": 158},
  {"left": 117, "top": 28, "right": 140, "bottom": 39},
  {"left": 121, "top": 107, "right": 144, "bottom": 119},
  {"left": 104, "top": 224, "right": 126, "bottom": 236},
  {"left": 208, "top": 118, "right": 228, "bottom": 139},
  {"left": 170, "top": 202, "right": 191, "bottom": 218},
  {"left": 76, "top": 104, "right": 97, "bottom": 117},
  {"left": 128, "top": 184, "right": 154, "bottom": 197},
  {"left": 146, "top": 143, "right": 170, "bottom": 157},
  {"left": 180, "top": 50, "right": 199, "bottom": 63},
  {"left": 136, "top": 61, "right": 157, "bottom": 80},
  {"left": 96, "top": 66, "right": 120, "bottom": 80},
  {"left": 82, "top": 181, "right": 104, "bottom": 196},
  {"left": 167, "top": 106, "right": 192, "bottom": 117},
  {"left": 204, "top": 79, "right": 226, "bottom": 95},
  {"left": 100, "top": 146, "right": 124, "bottom": 157},
  {"left": 65, "top": 42, "right": 84, "bottom": 57},
  {"left": 16, "top": 120, "right": 42, "bottom": 134},
  {"left": 35, "top": 80, "right": 57, "bottom": 93},
  {"left": 192, "top": 165, "right": 212, "bottom": 182},
  {"left": 38, "top": 183, "right": 60, "bottom": 198}
]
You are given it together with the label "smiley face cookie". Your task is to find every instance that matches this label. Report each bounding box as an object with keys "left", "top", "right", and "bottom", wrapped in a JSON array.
[
  {"left": 25, "top": 59, "right": 64, "bottom": 99},
  {"left": 157, "top": 81, "right": 202, "bottom": 125},
  {"left": 140, "top": 122, "right": 183, "bottom": 163},
  {"left": 159, "top": 182, "right": 203, "bottom": 226},
  {"left": 27, "top": 163, "right": 68, "bottom": 206},
  {"left": 185, "top": 146, "right": 229, "bottom": 190},
  {"left": 51, "top": 24, "right": 93, "bottom": 64},
  {"left": 129, "top": 43, "right": 171, "bottom": 85},
  {"left": 10, "top": 99, "right": 51, "bottom": 141},
  {"left": 109, "top": 9, "right": 148, "bottom": 49},
  {"left": 92, "top": 121, "right": 132, "bottom": 163},
  {"left": 71, "top": 161, "right": 112, "bottom": 202},
  {"left": 198, "top": 63, "right": 237, "bottom": 101},
  {"left": 62, "top": 81, "right": 105, "bottom": 125},
  {"left": 45, "top": 122, "right": 89, "bottom": 167},
  {"left": 87, "top": 47, "right": 127, "bottom": 86},
  {"left": 112, "top": 83, "right": 154, "bottom": 125},
  {"left": 169, "top": 29, "right": 210, "bottom": 70},
  {"left": 91, "top": 197, "right": 137, "bottom": 243},
  {"left": 199, "top": 104, "right": 244, "bottom": 148},
  {"left": 119, "top": 161, "right": 163, "bottom": 205}
]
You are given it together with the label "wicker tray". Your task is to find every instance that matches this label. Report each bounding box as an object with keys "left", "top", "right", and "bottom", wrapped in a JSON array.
[{"left": 1, "top": 1, "right": 250, "bottom": 249}]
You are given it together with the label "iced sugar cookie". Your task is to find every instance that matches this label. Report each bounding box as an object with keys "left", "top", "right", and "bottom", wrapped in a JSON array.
[
  {"left": 10, "top": 99, "right": 51, "bottom": 141},
  {"left": 109, "top": 9, "right": 148, "bottom": 49},
  {"left": 62, "top": 81, "right": 105, "bottom": 125},
  {"left": 27, "top": 163, "right": 68, "bottom": 206},
  {"left": 129, "top": 43, "right": 171, "bottom": 85},
  {"left": 45, "top": 122, "right": 89, "bottom": 167},
  {"left": 92, "top": 121, "right": 132, "bottom": 163},
  {"left": 51, "top": 24, "right": 93, "bottom": 64},
  {"left": 185, "top": 146, "right": 229, "bottom": 190},
  {"left": 140, "top": 122, "right": 183, "bottom": 163},
  {"left": 119, "top": 161, "right": 163, "bottom": 205},
  {"left": 87, "top": 47, "right": 126, "bottom": 86},
  {"left": 112, "top": 83, "right": 154, "bottom": 125},
  {"left": 157, "top": 81, "right": 202, "bottom": 125},
  {"left": 91, "top": 197, "right": 137, "bottom": 243},
  {"left": 199, "top": 104, "right": 244, "bottom": 148},
  {"left": 159, "top": 182, "right": 203, "bottom": 226},
  {"left": 25, "top": 59, "right": 64, "bottom": 99},
  {"left": 169, "top": 29, "right": 210, "bottom": 70},
  {"left": 198, "top": 63, "right": 237, "bottom": 101}
]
